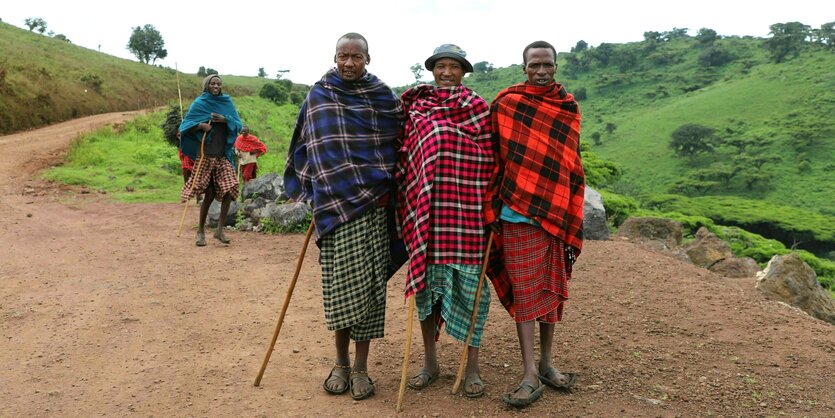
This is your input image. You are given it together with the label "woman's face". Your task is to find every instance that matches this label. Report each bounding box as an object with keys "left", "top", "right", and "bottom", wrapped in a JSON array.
[
  {"left": 432, "top": 58, "right": 464, "bottom": 87},
  {"left": 207, "top": 77, "right": 223, "bottom": 95},
  {"left": 334, "top": 38, "right": 369, "bottom": 82}
]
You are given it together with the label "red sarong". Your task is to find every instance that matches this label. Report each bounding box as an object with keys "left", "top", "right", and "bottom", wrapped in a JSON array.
[{"left": 485, "top": 82, "right": 584, "bottom": 319}]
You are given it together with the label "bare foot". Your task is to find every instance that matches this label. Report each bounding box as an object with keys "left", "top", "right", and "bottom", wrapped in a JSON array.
[{"left": 214, "top": 230, "right": 230, "bottom": 244}]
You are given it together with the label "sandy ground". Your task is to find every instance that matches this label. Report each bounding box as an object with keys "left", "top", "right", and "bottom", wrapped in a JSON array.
[{"left": 1, "top": 113, "right": 833, "bottom": 417}]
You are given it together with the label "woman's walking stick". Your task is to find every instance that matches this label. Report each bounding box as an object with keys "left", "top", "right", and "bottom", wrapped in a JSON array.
[
  {"left": 176, "top": 125, "right": 209, "bottom": 237},
  {"left": 254, "top": 219, "right": 315, "bottom": 386},
  {"left": 396, "top": 296, "right": 417, "bottom": 412},
  {"left": 451, "top": 232, "right": 495, "bottom": 394}
]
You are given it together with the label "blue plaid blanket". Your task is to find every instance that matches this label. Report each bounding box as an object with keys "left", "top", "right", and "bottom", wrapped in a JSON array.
[{"left": 284, "top": 69, "right": 402, "bottom": 238}]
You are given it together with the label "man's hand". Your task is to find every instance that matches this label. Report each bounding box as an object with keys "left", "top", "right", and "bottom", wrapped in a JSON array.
[
  {"left": 489, "top": 221, "right": 502, "bottom": 235},
  {"left": 210, "top": 113, "right": 227, "bottom": 124}
]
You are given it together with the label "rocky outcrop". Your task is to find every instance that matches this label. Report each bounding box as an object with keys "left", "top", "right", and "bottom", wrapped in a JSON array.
[
  {"left": 583, "top": 187, "right": 609, "bottom": 241},
  {"left": 684, "top": 227, "right": 734, "bottom": 268},
  {"left": 756, "top": 253, "right": 835, "bottom": 325},
  {"left": 709, "top": 257, "right": 760, "bottom": 278}
]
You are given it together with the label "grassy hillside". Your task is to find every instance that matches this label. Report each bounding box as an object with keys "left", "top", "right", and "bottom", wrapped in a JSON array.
[
  {"left": 463, "top": 33, "right": 835, "bottom": 259},
  {"left": 0, "top": 22, "right": 268, "bottom": 134}
]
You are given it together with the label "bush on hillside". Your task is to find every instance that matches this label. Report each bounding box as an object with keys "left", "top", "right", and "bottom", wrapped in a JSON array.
[{"left": 161, "top": 104, "right": 182, "bottom": 147}]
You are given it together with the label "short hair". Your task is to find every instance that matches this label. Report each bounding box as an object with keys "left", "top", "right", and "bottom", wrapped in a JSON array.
[
  {"left": 337, "top": 32, "right": 369, "bottom": 55},
  {"left": 522, "top": 41, "right": 557, "bottom": 66}
]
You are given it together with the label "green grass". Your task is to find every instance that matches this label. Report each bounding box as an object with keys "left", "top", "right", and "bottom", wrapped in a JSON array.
[
  {"left": 0, "top": 21, "right": 268, "bottom": 134},
  {"left": 44, "top": 97, "right": 298, "bottom": 202}
]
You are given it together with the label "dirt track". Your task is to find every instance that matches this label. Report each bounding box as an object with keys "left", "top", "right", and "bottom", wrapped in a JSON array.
[{"left": 1, "top": 113, "right": 833, "bottom": 417}]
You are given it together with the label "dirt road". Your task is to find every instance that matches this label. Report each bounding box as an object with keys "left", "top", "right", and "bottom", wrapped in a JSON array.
[{"left": 1, "top": 113, "right": 833, "bottom": 417}]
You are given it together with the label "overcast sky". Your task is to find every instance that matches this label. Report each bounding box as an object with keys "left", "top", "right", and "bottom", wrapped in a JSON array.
[{"left": 3, "top": 1, "right": 832, "bottom": 87}]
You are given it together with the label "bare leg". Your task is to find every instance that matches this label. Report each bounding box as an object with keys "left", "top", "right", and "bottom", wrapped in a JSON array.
[
  {"left": 195, "top": 187, "right": 215, "bottom": 246},
  {"left": 214, "top": 193, "right": 232, "bottom": 244},
  {"left": 510, "top": 320, "right": 540, "bottom": 401},
  {"left": 408, "top": 304, "right": 440, "bottom": 389},
  {"left": 463, "top": 345, "right": 484, "bottom": 396},
  {"left": 322, "top": 328, "right": 352, "bottom": 394}
]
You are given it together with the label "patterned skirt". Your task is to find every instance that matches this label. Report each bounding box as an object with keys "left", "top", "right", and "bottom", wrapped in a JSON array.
[
  {"left": 319, "top": 207, "right": 390, "bottom": 341},
  {"left": 180, "top": 156, "right": 239, "bottom": 202},
  {"left": 502, "top": 222, "right": 570, "bottom": 323},
  {"left": 415, "top": 263, "right": 490, "bottom": 347}
]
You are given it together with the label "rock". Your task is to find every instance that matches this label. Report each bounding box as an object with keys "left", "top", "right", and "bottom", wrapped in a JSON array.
[
  {"left": 755, "top": 253, "right": 835, "bottom": 324},
  {"left": 207, "top": 200, "right": 239, "bottom": 228},
  {"left": 616, "top": 217, "right": 683, "bottom": 249},
  {"left": 709, "top": 257, "right": 760, "bottom": 278},
  {"left": 684, "top": 227, "right": 734, "bottom": 268},
  {"left": 583, "top": 187, "right": 610, "bottom": 241}
]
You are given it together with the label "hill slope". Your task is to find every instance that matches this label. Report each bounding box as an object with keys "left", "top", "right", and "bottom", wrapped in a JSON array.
[{"left": 0, "top": 22, "right": 267, "bottom": 134}]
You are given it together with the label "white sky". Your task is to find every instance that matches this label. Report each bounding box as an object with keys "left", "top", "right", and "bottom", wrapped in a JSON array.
[{"left": 3, "top": 1, "right": 832, "bottom": 87}]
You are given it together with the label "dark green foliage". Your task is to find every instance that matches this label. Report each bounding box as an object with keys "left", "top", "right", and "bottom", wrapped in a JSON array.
[
  {"left": 573, "top": 86, "right": 587, "bottom": 100},
  {"left": 127, "top": 24, "right": 167, "bottom": 65},
  {"left": 473, "top": 61, "right": 494, "bottom": 73},
  {"left": 410, "top": 63, "right": 423, "bottom": 84},
  {"left": 257, "top": 67, "right": 267, "bottom": 78},
  {"left": 197, "top": 67, "right": 218, "bottom": 77},
  {"left": 80, "top": 73, "right": 103, "bottom": 93},
  {"left": 599, "top": 190, "right": 639, "bottom": 227},
  {"left": 696, "top": 28, "right": 719, "bottom": 46},
  {"left": 571, "top": 40, "right": 588, "bottom": 53},
  {"left": 698, "top": 46, "right": 736, "bottom": 67},
  {"left": 766, "top": 22, "right": 811, "bottom": 63},
  {"left": 53, "top": 34, "right": 70, "bottom": 43},
  {"left": 160, "top": 104, "right": 182, "bottom": 147},
  {"left": 260, "top": 83, "right": 287, "bottom": 104},
  {"left": 24, "top": 17, "right": 47, "bottom": 33},
  {"left": 669, "top": 124, "right": 715, "bottom": 157}
]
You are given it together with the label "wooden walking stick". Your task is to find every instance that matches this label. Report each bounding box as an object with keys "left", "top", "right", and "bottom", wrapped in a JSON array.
[
  {"left": 254, "top": 219, "right": 315, "bottom": 386},
  {"left": 451, "top": 232, "right": 495, "bottom": 394},
  {"left": 175, "top": 63, "right": 184, "bottom": 119},
  {"left": 396, "top": 296, "right": 417, "bottom": 412},
  {"left": 176, "top": 123, "right": 210, "bottom": 237}
]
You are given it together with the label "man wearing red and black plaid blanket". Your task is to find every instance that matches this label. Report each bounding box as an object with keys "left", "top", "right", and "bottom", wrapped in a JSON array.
[{"left": 486, "top": 40, "right": 584, "bottom": 408}]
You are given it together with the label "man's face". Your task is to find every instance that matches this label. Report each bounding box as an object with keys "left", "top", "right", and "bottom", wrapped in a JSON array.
[
  {"left": 524, "top": 48, "right": 556, "bottom": 86},
  {"left": 207, "top": 77, "right": 223, "bottom": 95},
  {"left": 241, "top": 127, "right": 249, "bottom": 136},
  {"left": 432, "top": 58, "right": 464, "bottom": 87},
  {"left": 334, "top": 38, "right": 368, "bottom": 82}
]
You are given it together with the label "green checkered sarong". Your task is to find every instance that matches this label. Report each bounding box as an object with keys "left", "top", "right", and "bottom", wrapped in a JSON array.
[
  {"left": 415, "top": 263, "right": 490, "bottom": 347},
  {"left": 319, "top": 207, "right": 390, "bottom": 341}
]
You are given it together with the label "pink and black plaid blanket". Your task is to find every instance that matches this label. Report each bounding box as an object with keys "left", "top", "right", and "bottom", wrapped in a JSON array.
[{"left": 396, "top": 84, "right": 494, "bottom": 300}]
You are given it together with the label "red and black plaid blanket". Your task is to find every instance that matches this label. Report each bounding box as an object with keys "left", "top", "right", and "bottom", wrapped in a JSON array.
[
  {"left": 485, "top": 82, "right": 585, "bottom": 316},
  {"left": 396, "top": 85, "right": 495, "bottom": 300}
]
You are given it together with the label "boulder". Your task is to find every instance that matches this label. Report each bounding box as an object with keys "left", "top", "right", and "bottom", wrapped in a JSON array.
[
  {"left": 583, "top": 187, "right": 609, "bottom": 241},
  {"left": 755, "top": 253, "right": 835, "bottom": 325},
  {"left": 207, "top": 200, "right": 239, "bottom": 228},
  {"left": 242, "top": 173, "right": 286, "bottom": 202},
  {"left": 616, "top": 217, "right": 683, "bottom": 249},
  {"left": 709, "top": 257, "right": 760, "bottom": 278},
  {"left": 684, "top": 227, "right": 734, "bottom": 268}
]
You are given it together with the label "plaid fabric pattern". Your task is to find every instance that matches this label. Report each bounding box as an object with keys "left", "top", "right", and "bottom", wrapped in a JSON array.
[
  {"left": 502, "top": 222, "right": 570, "bottom": 323},
  {"left": 397, "top": 85, "right": 494, "bottom": 300},
  {"left": 485, "top": 82, "right": 585, "bottom": 252},
  {"left": 284, "top": 69, "right": 402, "bottom": 239},
  {"left": 319, "top": 207, "right": 390, "bottom": 341},
  {"left": 234, "top": 133, "right": 267, "bottom": 155},
  {"left": 484, "top": 82, "right": 583, "bottom": 319},
  {"left": 180, "top": 156, "right": 239, "bottom": 202},
  {"left": 178, "top": 149, "right": 195, "bottom": 171},
  {"left": 414, "top": 263, "right": 490, "bottom": 347}
]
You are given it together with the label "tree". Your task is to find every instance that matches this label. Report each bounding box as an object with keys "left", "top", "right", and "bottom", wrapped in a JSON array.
[
  {"left": 257, "top": 67, "right": 267, "bottom": 78},
  {"left": 53, "top": 34, "right": 71, "bottom": 43},
  {"left": 591, "top": 132, "right": 602, "bottom": 146},
  {"left": 766, "top": 22, "right": 811, "bottom": 63},
  {"left": 570, "top": 40, "right": 588, "bottom": 53},
  {"left": 698, "top": 46, "right": 735, "bottom": 67},
  {"left": 669, "top": 124, "right": 716, "bottom": 158},
  {"left": 604, "top": 122, "right": 617, "bottom": 136},
  {"left": 409, "top": 63, "right": 423, "bottom": 84},
  {"left": 696, "top": 28, "right": 718, "bottom": 46},
  {"left": 127, "top": 24, "right": 168, "bottom": 65},
  {"left": 472, "top": 61, "right": 494, "bottom": 73},
  {"left": 24, "top": 18, "right": 47, "bottom": 33},
  {"left": 260, "top": 82, "right": 288, "bottom": 105}
]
